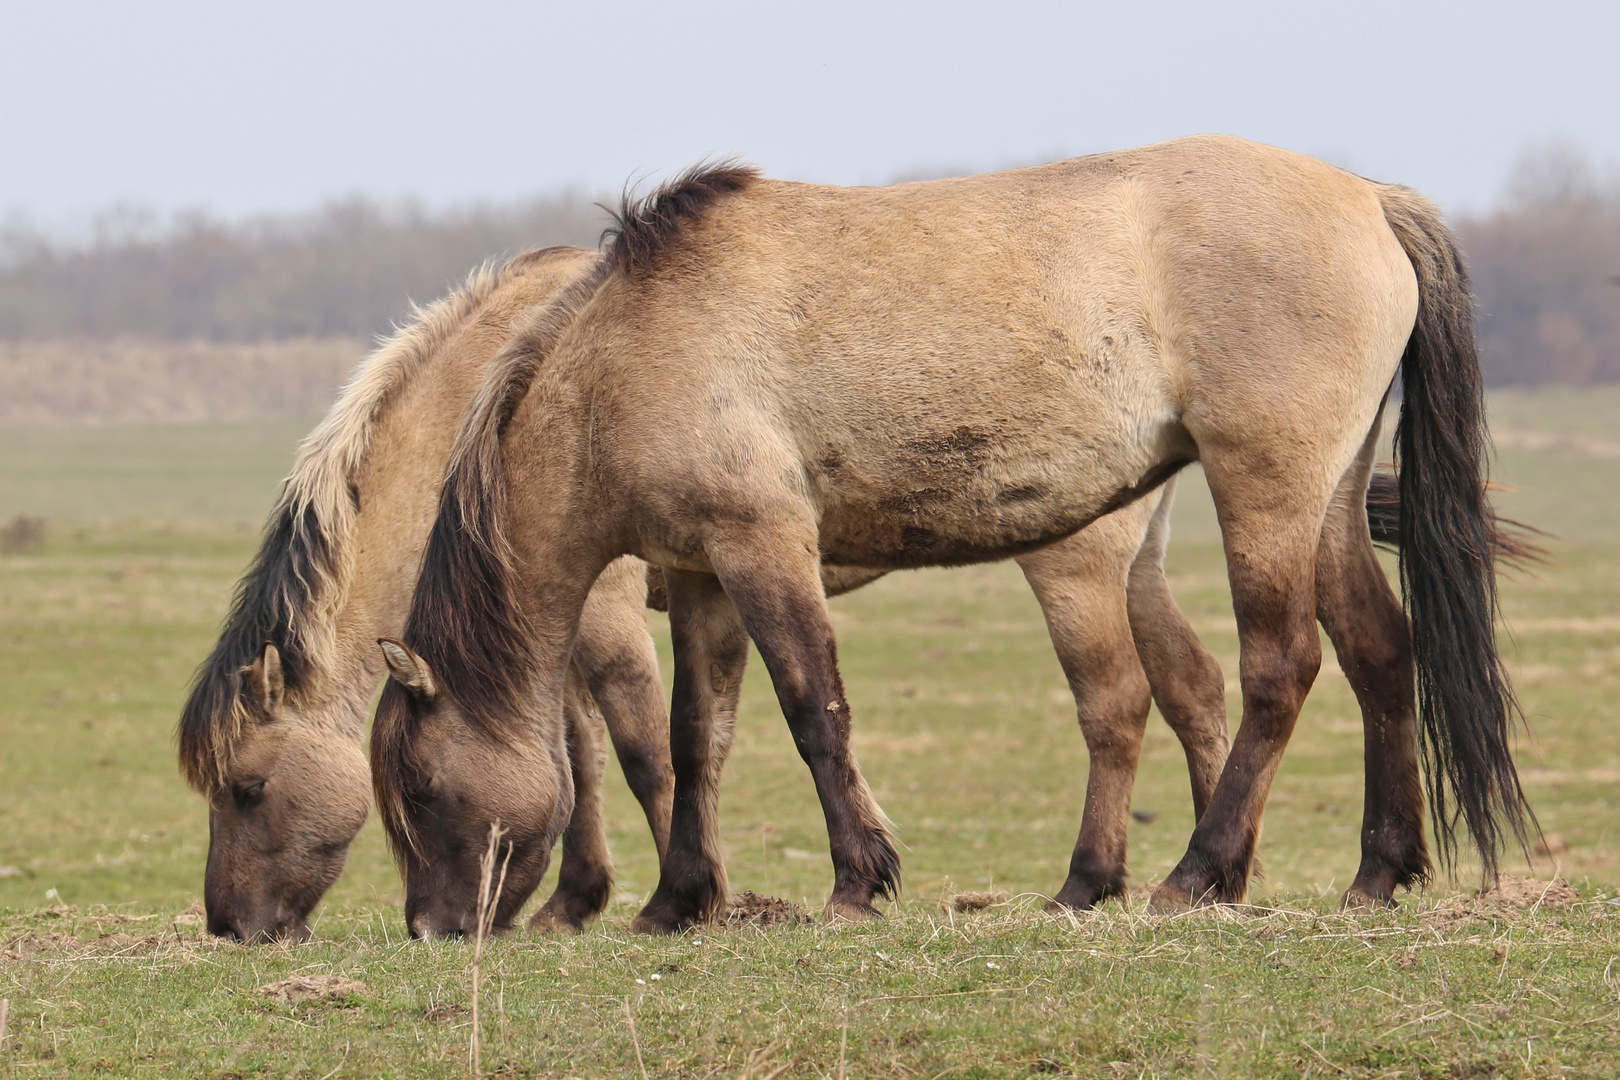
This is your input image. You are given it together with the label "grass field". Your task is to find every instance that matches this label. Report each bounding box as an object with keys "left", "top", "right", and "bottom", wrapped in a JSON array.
[{"left": 1, "top": 387, "right": 1618, "bottom": 1077}]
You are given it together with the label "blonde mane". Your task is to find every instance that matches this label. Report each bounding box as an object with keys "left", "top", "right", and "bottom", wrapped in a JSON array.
[{"left": 178, "top": 247, "right": 584, "bottom": 792}]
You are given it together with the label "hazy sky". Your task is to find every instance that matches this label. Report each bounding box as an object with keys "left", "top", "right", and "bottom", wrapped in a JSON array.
[{"left": 4, "top": 0, "right": 1617, "bottom": 226}]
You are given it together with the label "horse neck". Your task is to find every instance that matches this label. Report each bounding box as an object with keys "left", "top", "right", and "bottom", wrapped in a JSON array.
[
  {"left": 498, "top": 386, "right": 608, "bottom": 702},
  {"left": 314, "top": 339, "right": 497, "bottom": 734}
]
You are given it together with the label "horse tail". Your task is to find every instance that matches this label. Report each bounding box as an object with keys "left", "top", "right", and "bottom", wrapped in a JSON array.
[
  {"left": 1365, "top": 467, "right": 1550, "bottom": 571},
  {"left": 1378, "top": 186, "right": 1536, "bottom": 879}
]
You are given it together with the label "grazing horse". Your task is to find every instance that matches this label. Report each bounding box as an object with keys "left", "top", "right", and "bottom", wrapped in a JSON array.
[
  {"left": 178, "top": 244, "right": 1238, "bottom": 941},
  {"left": 372, "top": 135, "right": 1532, "bottom": 935},
  {"left": 177, "top": 247, "right": 677, "bottom": 942}
]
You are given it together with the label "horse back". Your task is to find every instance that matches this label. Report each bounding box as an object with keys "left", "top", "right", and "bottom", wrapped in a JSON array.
[{"left": 561, "top": 138, "right": 1416, "bottom": 569}]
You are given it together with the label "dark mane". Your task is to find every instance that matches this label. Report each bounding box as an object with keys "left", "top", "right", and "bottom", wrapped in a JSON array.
[
  {"left": 601, "top": 161, "right": 759, "bottom": 279},
  {"left": 177, "top": 501, "right": 331, "bottom": 790},
  {"left": 178, "top": 246, "right": 594, "bottom": 794},
  {"left": 371, "top": 260, "right": 613, "bottom": 852}
]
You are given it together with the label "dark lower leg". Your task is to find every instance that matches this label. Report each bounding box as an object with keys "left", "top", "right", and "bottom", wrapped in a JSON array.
[
  {"left": 1019, "top": 540, "right": 1153, "bottom": 911},
  {"left": 531, "top": 668, "right": 614, "bottom": 931},
  {"left": 1317, "top": 499, "right": 1428, "bottom": 908},
  {"left": 1149, "top": 517, "right": 1322, "bottom": 910},
  {"left": 1054, "top": 691, "right": 1150, "bottom": 909},
  {"left": 713, "top": 543, "right": 898, "bottom": 920},
  {"left": 631, "top": 570, "right": 748, "bottom": 934}
]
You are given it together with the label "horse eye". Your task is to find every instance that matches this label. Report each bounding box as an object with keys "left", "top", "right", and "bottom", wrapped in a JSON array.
[{"left": 233, "top": 780, "right": 266, "bottom": 808}]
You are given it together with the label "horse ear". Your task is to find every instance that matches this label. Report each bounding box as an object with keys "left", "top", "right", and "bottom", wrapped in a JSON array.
[
  {"left": 378, "top": 638, "right": 437, "bottom": 701},
  {"left": 243, "top": 641, "right": 285, "bottom": 714}
]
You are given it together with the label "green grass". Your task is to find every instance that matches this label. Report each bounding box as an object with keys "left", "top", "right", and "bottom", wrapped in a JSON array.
[
  {"left": 0, "top": 418, "right": 316, "bottom": 524},
  {"left": 1, "top": 390, "right": 1617, "bottom": 1077},
  {"left": 6, "top": 895, "right": 1617, "bottom": 1078}
]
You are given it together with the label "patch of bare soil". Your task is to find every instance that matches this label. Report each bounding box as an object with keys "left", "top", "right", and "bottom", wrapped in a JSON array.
[
  {"left": 93, "top": 932, "right": 167, "bottom": 949},
  {"left": 423, "top": 1001, "right": 469, "bottom": 1023},
  {"left": 949, "top": 891, "right": 1009, "bottom": 912},
  {"left": 725, "top": 890, "right": 812, "bottom": 928},
  {"left": 3, "top": 932, "right": 81, "bottom": 960},
  {"left": 1422, "top": 875, "right": 1579, "bottom": 929},
  {"left": 255, "top": 975, "right": 369, "bottom": 1007},
  {"left": 1478, "top": 874, "right": 1579, "bottom": 911}
]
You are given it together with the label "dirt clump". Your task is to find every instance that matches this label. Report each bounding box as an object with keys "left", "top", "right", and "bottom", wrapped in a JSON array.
[
  {"left": 1477, "top": 874, "right": 1578, "bottom": 911},
  {"left": 1422, "top": 875, "right": 1579, "bottom": 929},
  {"left": 950, "top": 891, "right": 1009, "bottom": 912},
  {"left": 3, "top": 932, "right": 82, "bottom": 960},
  {"left": 256, "top": 975, "right": 369, "bottom": 1007},
  {"left": 725, "top": 890, "right": 812, "bottom": 927}
]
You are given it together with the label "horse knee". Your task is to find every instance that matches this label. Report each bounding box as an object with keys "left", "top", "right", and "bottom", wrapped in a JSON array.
[
  {"left": 1242, "top": 633, "right": 1321, "bottom": 717},
  {"left": 1072, "top": 683, "right": 1150, "bottom": 755}
]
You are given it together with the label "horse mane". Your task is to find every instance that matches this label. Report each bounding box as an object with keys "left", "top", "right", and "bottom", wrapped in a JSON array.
[
  {"left": 370, "top": 258, "right": 614, "bottom": 854},
  {"left": 373, "top": 162, "right": 757, "bottom": 851},
  {"left": 177, "top": 246, "right": 585, "bottom": 793},
  {"left": 601, "top": 161, "right": 759, "bottom": 278}
]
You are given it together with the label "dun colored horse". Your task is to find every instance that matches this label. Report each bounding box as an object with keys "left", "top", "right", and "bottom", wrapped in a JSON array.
[
  {"left": 177, "top": 248, "right": 677, "bottom": 942},
  {"left": 179, "top": 246, "right": 1246, "bottom": 940},
  {"left": 373, "top": 136, "right": 1533, "bottom": 935}
]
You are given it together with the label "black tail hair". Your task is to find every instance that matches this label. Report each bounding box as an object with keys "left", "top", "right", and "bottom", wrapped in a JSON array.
[
  {"left": 1365, "top": 468, "right": 1550, "bottom": 570},
  {"left": 1379, "top": 187, "right": 1537, "bottom": 879}
]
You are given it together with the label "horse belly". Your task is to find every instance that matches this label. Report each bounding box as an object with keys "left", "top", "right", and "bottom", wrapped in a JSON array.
[{"left": 812, "top": 415, "right": 1182, "bottom": 570}]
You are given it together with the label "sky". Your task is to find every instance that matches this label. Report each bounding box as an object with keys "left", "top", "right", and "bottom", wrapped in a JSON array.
[{"left": 3, "top": 0, "right": 1618, "bottom": 229}]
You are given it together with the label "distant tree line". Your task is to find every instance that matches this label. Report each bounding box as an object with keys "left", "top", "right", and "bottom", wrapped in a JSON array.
[
  {"left": 1, "top": 147, "right": 1616, "bottom": 385},
  {"left": 0, "top": 195, "right": 606, "bottom": 342},
  {"left": 1458, "top": 144, "right": 1620, "bottom": 386}
]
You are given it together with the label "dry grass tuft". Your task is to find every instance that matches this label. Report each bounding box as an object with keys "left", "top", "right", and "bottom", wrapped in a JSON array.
[{"left": 255, "top": 975, "right": 369, "bottom": 1007}]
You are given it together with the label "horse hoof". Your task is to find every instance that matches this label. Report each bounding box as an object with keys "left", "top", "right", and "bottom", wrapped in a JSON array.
[
  {"left": 1048, "top": 876, "right": 1123, "bottom": 913},
  {"left": 1146, "top": 883, "right": 1196, "bottom": 914},
  {"left": 527, "top": 907, "right": 587, "bottom": 934},
  {"left": 629, "top": 911, "right": 685, "bottom": 936},
  {"left": 823, "top": 899, "right": 882, "bottom": 924},
  {"left": 1339, "top": 887, "right": 1397, "bottom": 912}
]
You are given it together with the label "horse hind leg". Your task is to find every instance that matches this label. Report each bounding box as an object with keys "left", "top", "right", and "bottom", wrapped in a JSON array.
[
  {"left": 630, "top": 568, "right": 750, "bottom": 934},
  {"left": 529, "top": 663, "right": 614, "bottom": 932},
  {"left": 1316, "top": 409, "right": 1429, "bottom": 908},
  {"left": 1126, "top": 476, "right": 1230, "bottom": 821},
  {"left": 1018, "top": 506, "right": 1154, "bottom": 911},
  {"left": 1149, "top": 459, "right": 1329, "bottom": 911}
]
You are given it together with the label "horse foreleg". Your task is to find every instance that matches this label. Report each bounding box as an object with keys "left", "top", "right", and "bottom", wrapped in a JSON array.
[
  {"left": 1126, "top": 478, "right": 1230, "bottom": 820},
  {"left": 529, "top": 665, "right": 614, "bottom": 932},
  {"left": 709, "top": 535, "right": 899, "bottom": 923},
  {"left": 1018, "top": 511, "right": 1153, "bottom": 912},
  {"left": 630, "top": 569, "right": 748, "bottom": 934}
]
